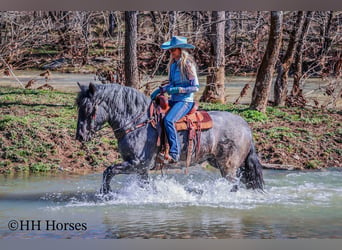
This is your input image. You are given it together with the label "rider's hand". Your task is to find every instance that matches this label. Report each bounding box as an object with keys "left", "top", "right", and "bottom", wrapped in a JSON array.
[
  {"left": 159, "top": 86, "right": 167, "bottom": 94},
  {"left": 150, "top": 89, "right": 160, "bottom": 100}
]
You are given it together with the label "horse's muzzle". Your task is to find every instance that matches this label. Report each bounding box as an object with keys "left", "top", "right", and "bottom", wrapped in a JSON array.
[{"left": 76, "top": 131, "right": 91, "bottom": 142}]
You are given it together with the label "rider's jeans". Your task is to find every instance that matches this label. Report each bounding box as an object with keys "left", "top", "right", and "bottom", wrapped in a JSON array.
[{"left": 164, "top": 100, "right": 194, "bottom": 158}]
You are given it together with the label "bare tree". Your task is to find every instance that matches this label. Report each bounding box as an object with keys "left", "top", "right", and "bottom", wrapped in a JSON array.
[
  {"left": 200, "top": 11, "right": 226, "bottom": 103},
  {"left": 319, "top": 11, "right": 334, "bottom": 56},
  {"left": 273, "top": 11, "right": 305, "bottom": 106},
  {"left": 250, "top": 11, "right": 283, "bottom": 112},
  {"left": 124, "top": 11, "right": 139, "bottom": 88},
  {"left": 289, "top": 11, "right": 314, "bottom": 98},
  {"left": 168, "top": 11, "right": 178, "bottom": 37},
  {"left": 225, "top": 11, "right": 232, "bottom": 46},
  {"left": 108, "top": 11, "right": 116, "bottom": 37}
]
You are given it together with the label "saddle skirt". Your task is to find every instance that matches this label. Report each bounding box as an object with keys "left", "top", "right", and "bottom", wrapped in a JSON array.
[{"left": 175, "top": 110, "right": 213, "bottom": 131}]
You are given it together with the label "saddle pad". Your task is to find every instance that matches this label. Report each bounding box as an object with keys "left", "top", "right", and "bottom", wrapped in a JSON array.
[{"left": 175, "top": 110, "right": 213, "bottom": 131}]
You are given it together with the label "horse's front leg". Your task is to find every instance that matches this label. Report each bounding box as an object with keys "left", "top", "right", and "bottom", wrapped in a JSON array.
[
  {"left": 100, "top": 161, "right": 136, "bottom": 194},
  {"left": 137, "top": 170, "right": 150, "bottom": 189}
]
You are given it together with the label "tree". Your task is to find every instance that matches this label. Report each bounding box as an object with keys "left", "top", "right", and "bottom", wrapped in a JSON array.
[
  {"left": 289, "top": 11, "right": 314, "bottom": 98},
  {"left": 108, "top": 11, "right": 116, "bottom": 37},
  {"left": 200, "top": 11, "right": 226, "bottom": 103},
  {"left": 273, "top": 11, "right": 305, "bottom": 106},
  {"left": 319, "top": 11, "right": 334, "bottom": 56},
  {"left": 168, "top": 11, "right": 178, "bottom": 37},
  {"left": 250, "top": 11, "right": 283, "bottom": 112},
  {"left": 124, "top": 11, "right": 139, "bottom": 88}
]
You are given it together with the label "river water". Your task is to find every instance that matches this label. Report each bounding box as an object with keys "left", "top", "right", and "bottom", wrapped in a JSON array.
[
  {"left": 1, "top": 167, "right": 341, "bottom": 239},
  {"left": 1, "top": 70, "right": 340, "bottom": 107}
]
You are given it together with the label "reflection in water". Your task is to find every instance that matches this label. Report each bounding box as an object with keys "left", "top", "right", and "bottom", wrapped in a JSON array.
[{"left": 0, "top": 168, "right": 342, "bottom": 239}]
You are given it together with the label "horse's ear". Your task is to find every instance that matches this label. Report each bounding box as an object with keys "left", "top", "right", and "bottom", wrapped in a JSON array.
[
  {"left": 89, "top": 82, "right": 97, "bottom": 96},
  {"left": 77, "top": 82, "right": 87, "bottom": 92}
]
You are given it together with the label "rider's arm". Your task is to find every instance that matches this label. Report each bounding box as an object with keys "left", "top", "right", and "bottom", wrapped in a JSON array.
[
  {"left": 178, "top": 62, "right": 199, "bottom": 93},
  {"left": 163, "top": 60, "right": 199, "bottom": 95},
  {"left": 178, "top": 79, "right": 199, "bottom": 93}
]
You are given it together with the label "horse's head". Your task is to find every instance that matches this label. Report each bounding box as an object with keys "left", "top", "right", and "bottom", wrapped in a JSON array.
[{"left": 76, "top": 82, "right": 107, "bottom": 142}]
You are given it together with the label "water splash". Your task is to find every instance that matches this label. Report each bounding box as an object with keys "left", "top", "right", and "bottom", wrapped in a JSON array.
[{"left": 39, "top": 169, "right": 342, "bottom": 211}]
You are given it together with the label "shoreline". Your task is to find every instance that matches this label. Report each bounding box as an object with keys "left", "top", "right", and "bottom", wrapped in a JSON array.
[{"left": 0, "top": 86, "right": 340, "bottom": 175}]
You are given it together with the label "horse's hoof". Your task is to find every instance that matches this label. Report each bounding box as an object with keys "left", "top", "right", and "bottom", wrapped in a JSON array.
[
  {"left": 230, "top": 185, "right": 239, "bottom": 192},
  {"left": 185, "top": 187, "right": 204, "bottom": 195},
  {"left": 100, "top": 185, "right": 112, "bottom": 195}
]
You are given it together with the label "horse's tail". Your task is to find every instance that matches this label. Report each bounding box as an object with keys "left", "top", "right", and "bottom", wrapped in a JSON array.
[{"left": 239, "top": 141, "right": 265, "bottom": 190}]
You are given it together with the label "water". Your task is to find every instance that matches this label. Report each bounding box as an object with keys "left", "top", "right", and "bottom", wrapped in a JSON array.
[
  {"left": 1, "top": 167, "right": 341, "bottom": 239},
  {"left": 1, "top": 70, "right": 340, "bottom": 107}
]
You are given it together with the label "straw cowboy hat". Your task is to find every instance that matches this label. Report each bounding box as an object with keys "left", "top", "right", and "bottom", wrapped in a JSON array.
[{"left": 160, "top": 36, "right": 195, "bottom": 50}]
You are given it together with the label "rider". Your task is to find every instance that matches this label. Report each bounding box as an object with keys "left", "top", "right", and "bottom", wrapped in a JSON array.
[{"left": 151, "top": 36, "right": 200, "bottom": 163}]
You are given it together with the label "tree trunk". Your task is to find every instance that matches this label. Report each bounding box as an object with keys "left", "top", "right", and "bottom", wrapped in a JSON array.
[
  {"left": 169, "top": 11, "right": 178, "bottom": 37},
  {"left": 250, "top": 11, "right": 283, "bottom": 112},
  {"left": 290, "top": 11, "right": 313, "bottom": 97},
  {"left": 81, "top": 12, "right": 91, "bottom": 65},
  {"left": 124, "top": 11, "right": 139, "bottom": 88},
  {"left": 225, "top": 11, "right": 232, "bottom": 46},
  {"left": 320, "top": 11, "right": 334, "bottom": 56},
  {"left": 273, "top": 11, "right": 304, "bottom": 106},
  {"left": 108, "top": 11, "right": 116, "bottom": 36},
  {"left": 200, "top": 11, "right": 226, "bottom": 103},
  {"left": 0, "top": 12, "right": 5, "bottom": 45},
  {"left": 192, "top": 11, "right": 200, "bottom": 31}
]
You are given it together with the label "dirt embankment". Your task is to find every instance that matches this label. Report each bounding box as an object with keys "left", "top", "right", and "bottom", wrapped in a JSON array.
[
  {"left": 0, "top": 86, "right": 341, "bottom": 174},
  {"left": 0, "top": 87, "right": 120, "bottom": 174}
]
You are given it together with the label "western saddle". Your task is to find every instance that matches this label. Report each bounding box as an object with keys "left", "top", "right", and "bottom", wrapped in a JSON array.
[{"left": 149, "top": 95, "right": 213, "bottom": 173}]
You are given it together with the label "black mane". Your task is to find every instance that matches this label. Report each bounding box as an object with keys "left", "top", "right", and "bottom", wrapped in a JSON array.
[{"left": 76, "top": 83, "right": 150, "bottom": 115}]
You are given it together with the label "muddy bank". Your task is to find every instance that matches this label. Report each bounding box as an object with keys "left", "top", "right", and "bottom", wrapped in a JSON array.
[{"left": 0, "top": 86, "right": 340, "bottom": 174}]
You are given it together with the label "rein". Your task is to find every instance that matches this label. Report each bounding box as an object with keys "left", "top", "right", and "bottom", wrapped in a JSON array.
[
  {"left": 91, "top": 100, "right": 156, "bottom": 140},
  {"left": 112, "top": 106, "right": 154, "bottom": 138}
]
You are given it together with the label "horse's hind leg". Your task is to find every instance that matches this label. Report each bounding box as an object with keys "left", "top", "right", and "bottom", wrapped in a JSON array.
[{"left": 208, "top": 156, "right": 241, "bottom": 192}]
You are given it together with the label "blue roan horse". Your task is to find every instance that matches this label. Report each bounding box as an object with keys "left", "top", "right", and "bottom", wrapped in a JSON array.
[{"left": 76, "top": 83, "right": 264, "bottom": 194}]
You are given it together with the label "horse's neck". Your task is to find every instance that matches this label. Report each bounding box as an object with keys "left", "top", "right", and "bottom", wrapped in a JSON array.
[
  {"left": 103, "top": 93, "right": 149, "bottom": 133},
  {"left": 109, "top": 110, "right": 148, "bottom": 129}
]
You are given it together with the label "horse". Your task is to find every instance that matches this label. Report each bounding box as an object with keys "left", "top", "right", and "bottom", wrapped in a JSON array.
[{"left": 75, "top": 82, "right": 264, "bottom": 195}]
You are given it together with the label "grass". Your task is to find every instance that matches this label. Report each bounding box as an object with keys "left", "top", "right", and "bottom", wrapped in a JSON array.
[
  {"left": 0, "top": 87, "right": 120, "bottom": 174},
  {"left": 0, "top": 86, "right": 340, "bottom": 173},
  {"left": 199, "top": 102, "right": 268, "bottom": 123},
  {"left": 305, "top": 160, "right": 323, "bottom": 169}
]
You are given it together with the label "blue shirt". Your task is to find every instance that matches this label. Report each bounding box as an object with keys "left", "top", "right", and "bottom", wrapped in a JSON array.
[{"left": 166, "top": 59, "right": 199, "bottom": 102}]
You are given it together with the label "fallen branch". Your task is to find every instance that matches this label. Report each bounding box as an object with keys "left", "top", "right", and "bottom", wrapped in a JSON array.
[{"left": 262, "top": 163, "right": 299, "bottom": 170}]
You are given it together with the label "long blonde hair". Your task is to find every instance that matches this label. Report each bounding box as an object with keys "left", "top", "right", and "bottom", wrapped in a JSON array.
[{"left": 167, "top": 49, "right": 197, "bottom": 81}]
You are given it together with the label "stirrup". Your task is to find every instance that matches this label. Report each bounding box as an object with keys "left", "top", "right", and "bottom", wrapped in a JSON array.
[{"left": 158, "top": 152, "right": 178, "bottom": 163}]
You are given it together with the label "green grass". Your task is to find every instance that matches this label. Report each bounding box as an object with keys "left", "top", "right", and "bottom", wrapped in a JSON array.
[
  {"left": 262, "top": 127, "right": 298, "bottom": 140},
  {"left": 1, "top": 86, "right": 340, "bottom": 173},
  {"left": 29, "top": 163, "right": 58, "bottom": 173},
  {"left": 305, "top": 160, "right": 323, "bottom": 169},
  {"left": 199, "top": 102, "right": 268, "bottom": 123},
  {"left": 0, "top": 87, "right": 89, "bottom": 173}
]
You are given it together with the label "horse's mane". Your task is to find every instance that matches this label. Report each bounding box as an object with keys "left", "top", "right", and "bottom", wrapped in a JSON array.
[{"left": 76, "top": 83, "right": 150, "bottom": 115}]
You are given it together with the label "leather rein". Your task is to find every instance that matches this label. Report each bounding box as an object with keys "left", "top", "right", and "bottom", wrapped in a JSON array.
[{"left": 90, "top": 100, "right": 157, "bottom": 140}]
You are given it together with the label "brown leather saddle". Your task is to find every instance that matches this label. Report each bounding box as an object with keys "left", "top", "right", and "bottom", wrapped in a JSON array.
[
  {"left": 150, "top": 95, "right": 213, "bottom": 172},
  {"left": 150, "top": 95, "right": 213, "bottom": 131}
]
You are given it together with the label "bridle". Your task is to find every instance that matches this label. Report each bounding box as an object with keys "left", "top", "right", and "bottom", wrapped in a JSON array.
[
  {"left": 88, "top": 100, "right": 157, "bottom": 140},
  {"left": 89, "top": 101, "right": 101, "bottom": 134}
]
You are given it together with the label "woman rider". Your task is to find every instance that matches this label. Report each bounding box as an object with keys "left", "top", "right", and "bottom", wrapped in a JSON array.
[{"left": 151, "top": 36, "right": 200, "bottom": 163}]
